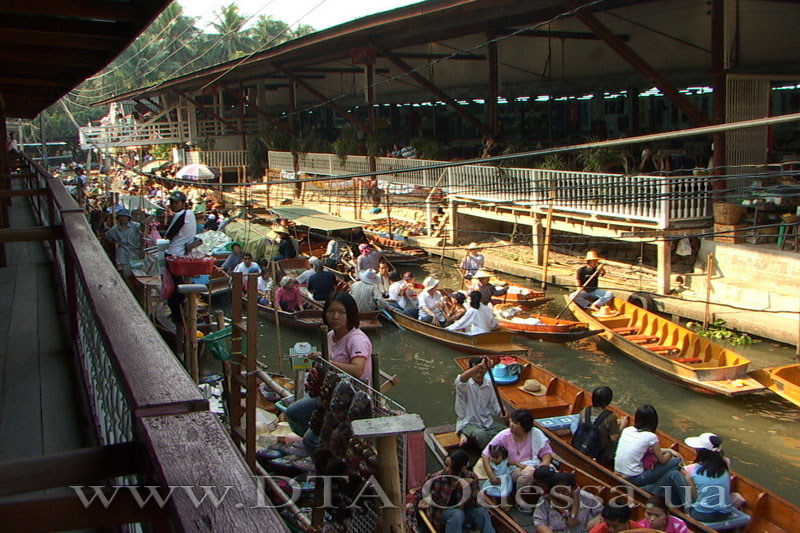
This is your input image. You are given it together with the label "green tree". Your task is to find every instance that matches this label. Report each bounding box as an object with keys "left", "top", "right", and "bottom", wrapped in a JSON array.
[
  {"left": 252, "top": 15, "right": 291, "bottom": 48},
  {"left": 210, "top": 3, "right": 252, "bottom": 61}
]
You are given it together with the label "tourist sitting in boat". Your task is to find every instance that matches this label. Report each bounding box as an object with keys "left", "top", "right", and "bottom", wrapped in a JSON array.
[
  {"left": 455, "top": 357, "right": 506, "bottom": 449},
  {"left": 322, "top": 238, "right": 341, "bottom": 268},
  {"left": 418, "top": 276, "right": 447, "bottom": 326},
  {"left": 532, "top": 471, "right": 602, "bottom": 532},
  {"left": 350, "top": 269, "right": 387, "bottom": 312},
  {"left": 307, "top": 260, "right": 336, "bottom": 302},
  {"left": 272, "top": 229, "right": 297, "bottom": 260},
  {"left": 257, "top": 269, "right": 274, "bottom": 306},
  {"left": 387, "top": 271, "right": 419, "bottom": 318},
  {"left": 446, "top": 291, "right": 498, "bottom": 335},
  {"left": 296, "top": 256, "right": 321, "bottom": 285},
  {"left": 570, "top": 251, "right": 614, "bottom": 312},
  {"left": 459, "top": 242, "right": 485, "bottom": 280},
  {"left": 285, "top": 292, "right": 373, "bottom": 449},
  {"left": 614, "top": 405, "right": 689, "bottom": 506},
  {"left": 232, "top": 252, "right": 261, "bottom": 283},
  {"left": 634, "top": 495, "right": 690, "bottom": 533},
  {"left": 376, "top": 261, "right": 392, "bottom": 297},
  {"left": 443, "top": 292, "right": 467, "bottom": 324},
  {"left": 481, "top": 445, "right": 514, "bottom": 498},
  {"left": 220, "top": 242, "right": 243, "bottom": 273},
  {"left": 588, "top": 503, "right": 638, "bottom": 533},
  {"left": 356, "top": 243, "right": 384, "bottom": 272},
  {"left": 570, "top": 386, "right": 628, "bottom": 468},
  {"left": 407, "top": 449, "right": 495, "bottom": 533},
  {"left": 470, "top": 270, "right": 507, "bottom": 305},
  {"left": 682, "top": 432, "right": 737, "bottom": 523},
  {"left": 276, "top": 276, "right": 303, "bottom": 312},
  {"left": 482, "top": 409, "right": 553, "bottom": 496}
]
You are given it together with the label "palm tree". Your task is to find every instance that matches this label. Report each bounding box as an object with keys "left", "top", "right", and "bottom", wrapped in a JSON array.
[
  {"left": 252, "top": 15, "right": 291, "bottom": 49},
  {"left": 211, "top": 3, "right": 252, "bottom": 61},
  {"left": 292, "top": 24, "right": 316, "bottom": 39}
]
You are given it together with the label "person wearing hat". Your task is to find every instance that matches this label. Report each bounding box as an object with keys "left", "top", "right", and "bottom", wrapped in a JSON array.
[
  {"left": 571, "top": 251, "right": 614, "bottom": 312},
  {"left": 350, "top": 268, "right": 387, "bottom": 312},
  {"left": 296, "top": 256, "right": 321, "bottom": 285},
  {"left": 469, "top": 270, "right": 507, "bottom": 305},
  {"left": 683, "top": 433, "right": 736, "bottom": 522},
  {"left": 459, "top": 242, "right": 485, "bottom": 280},
  {"left": 356, "top": 243, "right": 384, "bottom": 273},
  {"left": 275, "top": 276, "right": 303, "bottom": 312},
  {"left": 272, "top": 228, "right": 297, "bottom": 260},
  {"left": 446, "top": 291, "right": 498, "bottom": 335},
  {"left": 418, "top": 276, "right": 446, "bottom": 325},
  {"left": 163, "top": 190, "right": 200, "bottom": 322},
  {"left": 454, "top": 357, "right": 507, "bottom": 449},
  {"left": 203, "top": 211, "right": 219, "bottom": 231},
  {"left": 104, "top": 207, "right": 142, "bottom": 279},
  {"left": 221, "top": 243, "right": 243, "bottom": 274},
  {"left": 387, "top": 271, "right": 419, "bottom": 317}
]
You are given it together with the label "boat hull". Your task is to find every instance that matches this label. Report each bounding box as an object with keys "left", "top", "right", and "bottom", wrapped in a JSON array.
[
  {"left": 496, "top": 315, "right": 601, "bottom": 343},
  {"left": 750, "top": 364, "right": 800, "bottom": 408},
  {"left": 566, "top": 297, "right": 764, "bottom": 396}
]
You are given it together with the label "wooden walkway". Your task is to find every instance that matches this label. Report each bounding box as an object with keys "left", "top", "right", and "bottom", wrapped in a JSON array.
[{"left": 0, "top": 193, "right": 90, "bottom": 462}]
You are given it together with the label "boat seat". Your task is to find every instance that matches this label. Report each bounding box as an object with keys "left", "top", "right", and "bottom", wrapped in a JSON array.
[
  {"left": 537, "top": 414, "right": 580, "bottom": 432},
  {"left": 627, "top": 335, "right": 660, "bottom": 344},
  {"left": 648, "top": 345, "right": 681, "bottom": 355},
  {"left": 698, "top": 507, "right": 751, "bottom": 531},
  {"left": 612, "top": 327, "right": 639, "bottom": 335},
  {"left": 437, "top": 431, "right": 461, "bottom": 451},
  {"left": 675, "top": 357, "right": 703, "bottom": 364}
]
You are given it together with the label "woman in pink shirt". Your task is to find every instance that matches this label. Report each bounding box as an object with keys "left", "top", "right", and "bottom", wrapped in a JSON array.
[{"left": 276, "top": 275, "right": 304, "bottom": 312}]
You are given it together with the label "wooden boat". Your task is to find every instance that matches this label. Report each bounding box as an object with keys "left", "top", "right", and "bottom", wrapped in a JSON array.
[
  {"left": 479, "top": 278, "right": 550, "bottom": 308},
  {"left": 566, "top": 297, "right": 765, "bottom": 396},
  {"left": 276, "top": 257, "right": 311, "bottom": 278},
  {"left": 493, "top": 307, "right": 602, "bottom": 343},
  {"left": 750, "top": 363, "right": 800, "bottom": 408},
  {"left": 367, "top": 236, "right": 427, "bottom": 264},
  {"left": 438, "top": 355, "right": 798, "bottom": 533},
  {"left": 252, "top": 299, "right": 382, "bottom": 330},
  {"left": 384, "top": 306, "right": 527, "bottom": 355}
]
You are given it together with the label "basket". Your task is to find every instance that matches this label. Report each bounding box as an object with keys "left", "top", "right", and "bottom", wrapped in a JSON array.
[
  {"left": 167, "top": 256, "right": 215, "bottom": 276},
  {"left": 713, "top": 203, "right": 746, "bottom": 224},
  {"left": 199, "top": 326, "right": 232, "bottom": 361}
]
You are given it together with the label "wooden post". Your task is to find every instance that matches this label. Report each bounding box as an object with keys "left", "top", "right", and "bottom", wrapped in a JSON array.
[
  {"left": 703, "top": 253, "right": 714, "bottom": 329},
  {"left": 351, "top": 414, "right": 425, "bottom": 533},
  {"left": 186, "top": 292, "right": 198, "bottom": 383},
  {"left": 531, "top": 208, "right": 544, "bottom": 266},
  {"left": 270, "top": 260, "right": 283, "bottom": 373},
  {"left": 656, "top": 240, "right": 671, "bottom": 296},
  {"left": 245, "top": 273, "right": 258, "bottom": 471},
  {"left": 540, "top": 202, "right": 554, "bottom": 290}
]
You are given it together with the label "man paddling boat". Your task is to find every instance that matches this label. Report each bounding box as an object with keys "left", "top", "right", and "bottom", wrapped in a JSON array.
[
  {"left": 455, "top": 357, "right": 507, "bottom": 449},
  {"left": 571, "top": 251, "right": 614, "bottom": 312}
]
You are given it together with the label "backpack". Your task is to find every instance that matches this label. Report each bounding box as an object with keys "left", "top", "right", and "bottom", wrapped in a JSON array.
[{"left": 571, "top": 408, "right": 612, "bottom": 460}]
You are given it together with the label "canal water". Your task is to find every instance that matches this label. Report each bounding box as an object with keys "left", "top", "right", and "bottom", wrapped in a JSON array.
[{"left": 209, "top": 260, "right": 800, "bottom": 503}]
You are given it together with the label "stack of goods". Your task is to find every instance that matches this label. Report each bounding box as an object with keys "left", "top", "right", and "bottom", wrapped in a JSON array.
[{"left": 365, "top": 218, "right": 425, "bottom": 241}]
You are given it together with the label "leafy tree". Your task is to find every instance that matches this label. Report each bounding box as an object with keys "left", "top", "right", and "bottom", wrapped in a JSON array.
[
  {"left": 210, "top": 3, "right": 252, "bottom": 61},
  {"left": 252, "top": 15, "right": 292, "bottom": 48}
]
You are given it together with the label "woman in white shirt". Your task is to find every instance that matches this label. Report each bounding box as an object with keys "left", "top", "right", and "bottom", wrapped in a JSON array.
[
  {"left": 446, "top": 291, "right": 498, "bottom": 335},
  {"left": 417, "top": 276, "right": 446, "bottom": 326}
]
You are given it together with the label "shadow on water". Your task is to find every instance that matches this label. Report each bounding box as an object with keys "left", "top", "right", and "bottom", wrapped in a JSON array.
[{"left": 206, "top": 259, "right": 800, "bottom": 502}]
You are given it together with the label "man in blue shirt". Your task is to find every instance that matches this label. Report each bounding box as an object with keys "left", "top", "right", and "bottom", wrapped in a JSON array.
[{"left": 307, "top": 262, "right": 336, "bottom": 302}]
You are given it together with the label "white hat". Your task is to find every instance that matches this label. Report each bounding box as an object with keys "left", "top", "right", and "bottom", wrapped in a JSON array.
[
  {"left": 422, "top": 276, "right": 440, "bottom": 290},
  {"left": 359, "top": 269, "right": 380, "bottom": 285},
  {"left": 684, "top": 433, "right": 721, "bottom": 452},
  {"left": 474, "top": 270, "right": 491, "bottom": 279},
  {"left": 585, "top": 250, "right": 601, "bottom": 261}
]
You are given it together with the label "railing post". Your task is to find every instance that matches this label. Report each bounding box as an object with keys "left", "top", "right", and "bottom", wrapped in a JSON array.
[
  {"left": 64, "top": 244, "right": 79, "bottom": 343},
  {"left": 659, "top": 176, "right": 671, "bottom": 229}
]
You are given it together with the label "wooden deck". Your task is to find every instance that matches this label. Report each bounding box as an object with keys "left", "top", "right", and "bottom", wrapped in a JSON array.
[{"left": 0, "top": 193, "right": 91, "bottom": 462}]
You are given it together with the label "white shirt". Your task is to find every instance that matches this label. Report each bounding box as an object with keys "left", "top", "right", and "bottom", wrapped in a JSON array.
[
  {"left": 614, "top": 426, "right": 660, "bottom": 477},
  {"left": 165, "top": 209, "right": 197, "bottom": 256},
  {"left": 454, "top": 375, "right": 500, "bottom": 432},
  {"left": 296, "top": 267, "right": 316, "bottom": 284},
  {"left": 233, "top": 261, "right": 262, "bottom": 282},
  {"left": 446, "top": 304, "right": 497, "bottom": 335},
  {"left": 388, "top": 280, "right": 406, "bottom": 306},
  {"left": 418, "top": 289, "right": 443, "bottom": 320},
  {"left": 257, "top": 276, "right": 274, "bottom": 294}
]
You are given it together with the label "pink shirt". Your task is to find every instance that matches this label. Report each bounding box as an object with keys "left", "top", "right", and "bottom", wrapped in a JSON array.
[
  {"left": 328, "top": 328, "right": 372, "bottom": 383},
  {"left": 276, "top": 286, "right": 303, "bottom": 311},
  {"left": 636, "top": 516, "right": 689, "bottom": 533},
  {"left": 482, "top": 428, "right": 553, "bottom": 463}
]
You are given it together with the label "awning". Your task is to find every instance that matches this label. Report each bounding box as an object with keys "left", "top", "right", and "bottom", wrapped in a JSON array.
[
  {"left": 269, "top": 207, "right": 366, "bottom": 232},
  {"left": 223, "top": 221, "right": 278, "bottom": 261},
  {"left": 120, "top": 195, "right": 164, "bottom": 212}
]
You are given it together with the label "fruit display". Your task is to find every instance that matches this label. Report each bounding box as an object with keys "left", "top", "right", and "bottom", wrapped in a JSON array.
[{"left": 364, "top": 217, "right": 425, "bottom": 240}]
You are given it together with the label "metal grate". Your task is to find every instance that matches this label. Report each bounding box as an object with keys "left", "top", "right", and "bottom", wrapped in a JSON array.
[{"left": 726, "top": 77, "right": 770, "bottom": 192}]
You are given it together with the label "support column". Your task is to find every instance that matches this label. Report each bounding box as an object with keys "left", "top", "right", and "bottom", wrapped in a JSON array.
[
  {"left": 531, "top": 215, "right": 544, "bottom": 266},
  {"left": 487, "top": 34, "right": 498, "bottom": 136},
  {"left": 288, "top": 80, "right": 301, "bottom": 198},
  {"left": 628, "top": 87, "right": 639, "bottom": 136},
  {"left": 711, "top": 0, "right": 726, "bottom": 194},
  {"left": 365, "top": 61, "right": 377, "bottom": 172},
  {"left": 656, "top": 241, "right": 671, "bottom": 296}
]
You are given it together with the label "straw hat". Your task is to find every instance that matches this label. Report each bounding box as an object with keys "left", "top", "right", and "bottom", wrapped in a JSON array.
[
  {"left": 585, "top": 250, "right": 601, "bottom": 261},
  {"left": 359, "top": 269, "right": 380, "bottom": 285},
  {"left": 474, "top": 270, "right": 491, "bottom": 279},
  {"left": 467, "top": 242, "right": 480, "bottom": 250},
  {"left": 422, "top": 276, "right": 440, "bottom": 290},
  {"left": 592, "top": 306, "right": 618, "bottom": 318},
  {"left": 518, "top": 379, "right": 547, "bottom": 396}
]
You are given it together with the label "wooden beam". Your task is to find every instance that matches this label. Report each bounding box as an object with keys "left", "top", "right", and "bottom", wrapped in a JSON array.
[
  {"left": 496, "top": 29, "right": 629, "bottom": 41},
  {"left": 711, "top": 0, "right": 726, "bottom": 177},
  {"left": 0, "top": 225, "right": 64, "bottom": 243},
  {"left": 276, "top": 66, "right": 371, "bottom": 135},
  {"left": 0, "top": 13, "right": 133, "bottom": 38},
  {"left": 220, "top": 85, "right": 293, "bottom": 135},
  {"left": 0, "top": 172, "right": 36, "bottom": 180},
  {"left": 173, "top": 89, "right": 243, "bottom": 135},
  {"left": 373, "top": 43, "right": 496, "bottom": 140},
  {"left": 0, "top": 0, "right": 147, "bottom": 23},
  {"left": 487, "top": 34, "right": 498, "bottom": 135},
  {"left": 0, "top": 187, "right": 48, "bottom": 198},
  {"left": 293, "top": 67, "right": 390, "bottom": 74},
  {"left": 0, "top": 29, "right": 126, "bottom": 51},
  {"left": 379, "top": 52, "right": 485, "bottom": 60},
  {"left": 0, "top": 443, "right": 139, "bottom": 497},
  {"left": 563, "top": 0, "right": 711, "bottom": 127},
  {"left": 0, "top": 77, "right": 66, "bottom": 88}
]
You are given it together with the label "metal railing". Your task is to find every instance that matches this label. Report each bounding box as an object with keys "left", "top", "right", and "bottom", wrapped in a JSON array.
[
  {"left": 79, "top": 120, "right": 190, "bottom": 149},
  {"left": 186, "top": 150, "right": 247, "bottom": 168},
  {"left": 267, "top": 150, "right": 711, "bottom": 228},
  {"left": 12, "top": 154, "right": 288, "bottom": 531}
]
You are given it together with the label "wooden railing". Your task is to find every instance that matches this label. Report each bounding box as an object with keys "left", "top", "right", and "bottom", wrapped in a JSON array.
[
  {"left": 187, "top": 150, "right": 247, "bottom": 168},
  {"left": 6, "top": 154, "right": 287, "bottom": 531},
  {"left": 267, "top": 150, "right": 711, "bottom": 228},
  {"left": 79, "top": 120, "right": 190, "bottom": 149}
]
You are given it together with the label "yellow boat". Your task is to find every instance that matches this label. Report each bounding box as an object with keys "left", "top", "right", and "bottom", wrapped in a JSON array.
[
  {"left": 566, "top": 296, "right": 765, "bottom": 396},
  {"left": 750, "top": 363, "right": 800, "bottom": 408}
]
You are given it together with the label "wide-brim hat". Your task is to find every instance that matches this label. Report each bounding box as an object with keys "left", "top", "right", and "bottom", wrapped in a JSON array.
[
  {"left": 518, "top": 379, "right": 547, "bottom": 396},
  {"left": 592, "top": 306, "right": 618, "bottom": 318},
  {"left": 585, "top": 250, "right": 601, "bottom": 261},
  {"left": 115, "top": 208, "right": 131, "bottom": 219},
  {"left": 359, "top": 269, "right": 380, "bottom": 285},
  {"left": 467, "top": 242, "right": 480, "bottom": 250},
  {"left": 486, "top": 364, "right": 519, "bottom": 385},
  {"left": 684, "top": 432, "right": 720, "bottom": 452},
  {"left": 422, "top": 276, "right": 440, "bottom": 290},
  {"left": 474, "top": 270, "right": 491, "bottom": 279}
]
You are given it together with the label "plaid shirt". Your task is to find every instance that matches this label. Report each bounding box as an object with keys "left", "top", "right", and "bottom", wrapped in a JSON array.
[{"left": 406, "top": 468, "right": 481, "bottom": 531}]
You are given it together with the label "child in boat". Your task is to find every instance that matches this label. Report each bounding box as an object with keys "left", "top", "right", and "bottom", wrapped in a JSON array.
[
  {"left": 443, "top": 291, "right": 467, "bottom": 324},
  {"left": 588, "top": 503, "right": 638, "bottom": 533},
  {"left": 257, "top": 268, "right": 274, "bottom": 306},
  {"left": 635, "top": 495, "right": 689, "bottom": 533},
  {"left": 683, "top": 433, "right": 737, "bottom": 522},
  {"left": 532, "top": 471, "right": 602, "bottom": 532},
  {"left": 481, "top": 444, "right": 514, "bottom": 498}
]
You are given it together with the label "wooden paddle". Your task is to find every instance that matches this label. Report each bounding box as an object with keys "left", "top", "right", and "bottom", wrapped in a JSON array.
[
  {"left": 484, "top": 357, "right": 507, "bottom": 417},
  {"left": 381, "top": 309, "right": 407, "bottom": 332},
  {"left": 553, "top": 263, "right": 604, "bottom": 320}
]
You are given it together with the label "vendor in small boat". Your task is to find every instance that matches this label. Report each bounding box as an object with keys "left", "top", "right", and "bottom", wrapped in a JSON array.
[
  {"left": 418, "top": 276, "right": 447, "bottom": 325},
  {"left": 446, "top": 291, "right": 497, "bottom": 335},
  {"left": 296, "top": 256, "right": 321, "bottom": 284},
  {"left": 285, "top": 292, "right": 373, "bottom": 449},
  {"left": 276, "top": 275, "right": 303, "bottom": 311},
  {"left": 232, "top": 252, "right": 261, "bottom": 283},
  {"left": 307, "top": 260, "right": 336, "bottom": 302},
  {"left": 220, "top": 242, "right": 243, "bottom": 273},
  {"left": 257, "top": 268, "right": 274, "bottom": 306},
  {"left": 350, "top": 268, "right": 387, "bottom": 312},
  {"left": 571, "top": 251, "right": 614, "bottom": 312},
  {"left": 322, "top": 238, "right": 341, "bottom": 268},
  {"left": 482, "top": 408, "right": 553, "bottom": 494},
  {"left": 459, "top": 242, "right": 485, "bottom": 280},
  {"left": 470, "top": 270, "right": 507, "bottom": 305},
  {"left": 387, "top": 271, "right": 419, "bottom": 317},
  {"left": 272, "top": 228, "right": 297, "bottom": 260},
  {"left": 455, "top": 357, "right": 507, "bottom": 449},
  {"left": 356, "top": 243, "right": 384, "bottom": 272}
]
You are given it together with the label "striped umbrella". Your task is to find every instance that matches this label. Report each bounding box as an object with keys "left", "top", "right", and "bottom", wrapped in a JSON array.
[{"left": 175, "top": 163, "right": 219, "bottom": 181}]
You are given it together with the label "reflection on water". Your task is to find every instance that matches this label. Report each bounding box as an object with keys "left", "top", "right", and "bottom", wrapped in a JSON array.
[{"left": 207, "top": 259, "right": 800, "bottom": 503}]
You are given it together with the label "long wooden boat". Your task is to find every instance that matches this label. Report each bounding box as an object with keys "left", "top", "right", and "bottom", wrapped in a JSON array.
[
  {"left": 435, "top": 355, "right": 798, "bottom": 533},
  {"left": 750, "top": 363, "right": 800, "bottom": 408},
  {"left": 252, "top": 299, "right": 382, "bottom": 330},
  {"left": 494, "top": 310, "right": 602, "bottom": 343},
  {"left": 384, "top": 306, "right": 527, "bottom": 355},
  {"left": 566, "top": 296, "right": 765, "bottom": 396},
  {"left": 487, "top": 279, "right": 549, "bottom": 308}
]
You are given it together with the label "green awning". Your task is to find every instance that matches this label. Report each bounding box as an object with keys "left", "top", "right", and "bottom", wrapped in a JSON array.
[
  {"left": 269, "top": 207, "right": 366, "bottom": 232},
  {"left": 223, "top": 221, "right": 277, "bottom": 261}
]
